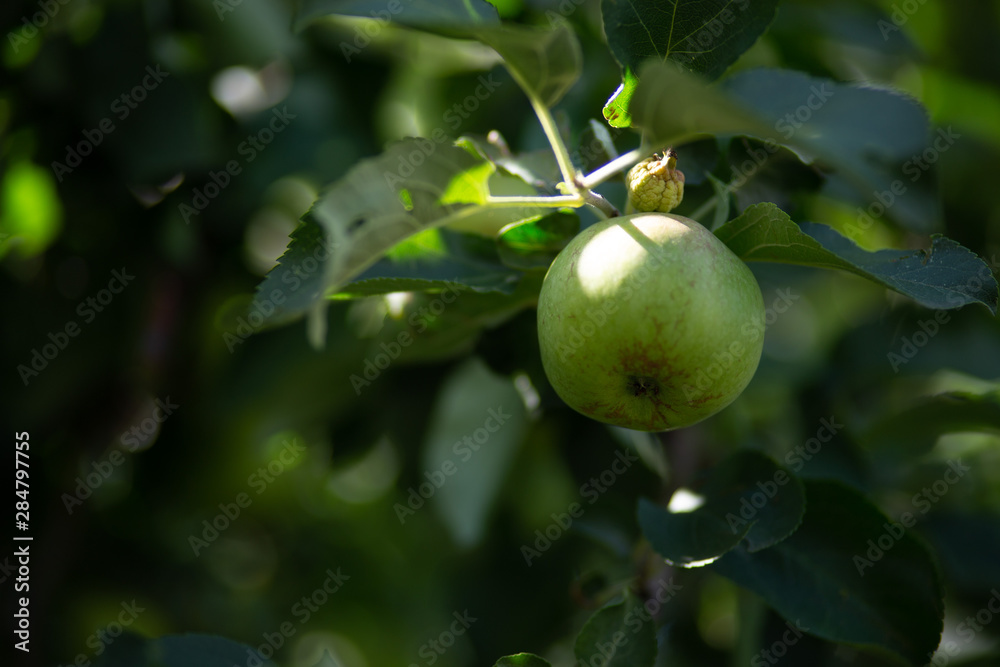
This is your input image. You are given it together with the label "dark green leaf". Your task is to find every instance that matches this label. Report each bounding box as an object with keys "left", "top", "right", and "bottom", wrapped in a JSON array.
[
  {"left": 294, "top": 0, "right": 499, "bottom": 32},
  {"left": 721, "top": 68, "right": 937, "bottom": 232},
  {"left": 496, "top": 210, "right": 580, "bottom": 269},
  {"left": 715, "top": 203, "right": 999, "bottom": 314},
  {"left": 726, "top": 138, "right": 825, "bottom": 214},
  {"left": 475, "top": 21, "right": 583, "bottom": 108},
  {"left": 493, "top": 653, "right": 553, "bottom": 667},
  {"left": 712, "top": 480, "right": 945, "bottom": 667},
  {"left": 334, "top": 275, "right": 514, "bottom": 298},
  {"left": 336, "top": 229, "right": 522, "bottom": 297},
  {"left": 860, "top": 391, "right": 1000, "bottom": 455},
  {"left": 631, "top": 62, "right": 778, "bottom": 146},
  {"left": 362, "top": 272, "right": 541, "bottom": 363},
  {"left": 601, "top": 0, "right": 779, "bottom": 125},
  {"left": 251, "top": 217, "right": 332, "bottom": 327},
  {"left": 638, "top": 451, "right": 805, "bottom": 567},
  {"left": 574, "top": 592, "right": 658, "bottom": 667},
  {"left": 423, "top": 358, "right": 528, "bottom": 546},
  {"left": 602, "top": 0, "right": 779, "bottom": 80},
  {"left": 632, "top": 65, "right": 938, "bottom": 231}
]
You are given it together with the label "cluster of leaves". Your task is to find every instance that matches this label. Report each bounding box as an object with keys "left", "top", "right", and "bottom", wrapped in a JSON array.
[{"left": 253, "top": 0, "right": 996, "bottom": 353}]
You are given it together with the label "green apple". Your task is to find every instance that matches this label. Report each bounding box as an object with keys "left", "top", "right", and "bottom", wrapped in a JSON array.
[{"left": 536, "top": 212, "right": 765, "bottom": 432}]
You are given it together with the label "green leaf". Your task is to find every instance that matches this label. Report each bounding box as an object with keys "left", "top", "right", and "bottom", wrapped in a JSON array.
[
  {"left": 361, "top": 271, "right": 542, "bottom": 363},
  {"left": 712, "top": 480, "right": 945, "bottom": 667},
  {"left": 602, "top": 71, "right": 638, "bottom": 129},
  {"left": 601, "top": 0, "right": 779, "bottom": 125},
  {"left": 638, "top": 451, "right": 805, "bottom": 567},
  {"left": 254, "top": 138, "right": 548, "bottom": 330},
  {"left": 442, "top": 167, "right": 543, "bottom": 236},
  {"left": 457, "top": 135, "right": 564, "bottom": 190},
  {"left": 314, "top": 139, "right": 481, "bottom": 292},
  {"left": 493, "top": 653, "right": 552, "bottom": 667},
  {"left": 422, "top": 358, "right": 528, "bottom": 546},
  {"left": 715, "top": 203, "right": 999, "bottom": 314},
  {"left": 602, "top": 0, "right": 779, "bottom": 80},
  {"left": 251, "top": 217, "right": 332, "bottom": 327},
  {"left": 294, "top": 0, "right": 500, "bottom": 32},
  {"left": 631, "top": 65, "right": 938, "bottom": 231},
  {"left": 92, "top": 633, "right": 278, "bottom": 667},
  {"left": 860, "top": 391, "right": 1000, "bottom": 455},
  {"left": 496, "top": 210, "right": 580, "bottom": 270},
  {"left": 721, "top": 68, "right": 938, "bottom": 232},
  {"left": 574, "top": 592, "right": 658, "bottom": 667},
  {"left": 292, "top": 8, "right": 580, "bottom": 111},
  {"left": 336, "top": 229, "right": 523, "bottom": 297},
  {"left": 475, "top": 21, "right": 583, "bottom": 108}
]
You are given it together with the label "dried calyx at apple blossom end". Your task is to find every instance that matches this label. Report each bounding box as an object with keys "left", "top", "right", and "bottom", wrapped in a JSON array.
[{"left": 626, "top": 149, "right": 686, "bottom": 213}]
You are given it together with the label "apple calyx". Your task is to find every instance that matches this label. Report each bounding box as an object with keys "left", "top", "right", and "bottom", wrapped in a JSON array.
[
  {"left": 627, "top": 375, "right": 662, "bottom": 398},
  {"left": 626, "top": 149, "right": 686, "bottom": 213}
]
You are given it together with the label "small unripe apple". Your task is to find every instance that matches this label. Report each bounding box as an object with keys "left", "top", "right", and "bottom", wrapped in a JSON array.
[{"left": 536, "top": 212, "right": 765, "bottom": 432}]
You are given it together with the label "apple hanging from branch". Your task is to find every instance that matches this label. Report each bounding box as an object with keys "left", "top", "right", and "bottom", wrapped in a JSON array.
[{"left": 536, "top": 210, "right": 765, "bottom": 432}]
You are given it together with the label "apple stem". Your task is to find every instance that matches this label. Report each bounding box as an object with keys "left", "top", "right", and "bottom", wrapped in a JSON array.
[
  {"left": 484, "top": 194, "right": 583, "bottom": 207},
  {"left": 580, "top": 188, "right": 619, "bottom": 218},
  {"left": 524, "top": 95, "right": 624, "bottom": 218},
  {"left": 528, "top": 96, "right": 579, "bottom": 189},
  {"left": 578, "top": 147, "right": 645, "bottom": 189}
]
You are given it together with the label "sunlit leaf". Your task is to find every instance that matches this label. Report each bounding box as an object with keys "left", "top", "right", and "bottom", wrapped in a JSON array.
[
  {"left": 496, "top": 210, "right": 579, "bottom": 269},
  {"left": 252, "top": 138, "right": 548, "bottom": 332}
]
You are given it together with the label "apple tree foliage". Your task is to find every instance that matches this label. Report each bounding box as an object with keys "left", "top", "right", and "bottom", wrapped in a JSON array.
[{"left": 88, "top": 1, "right": 1000, "bottom": 666}]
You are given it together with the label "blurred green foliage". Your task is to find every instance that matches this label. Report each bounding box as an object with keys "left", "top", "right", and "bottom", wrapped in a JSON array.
[{"left": 3, "top": 0, "right": 1000, "bottom": 666}]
